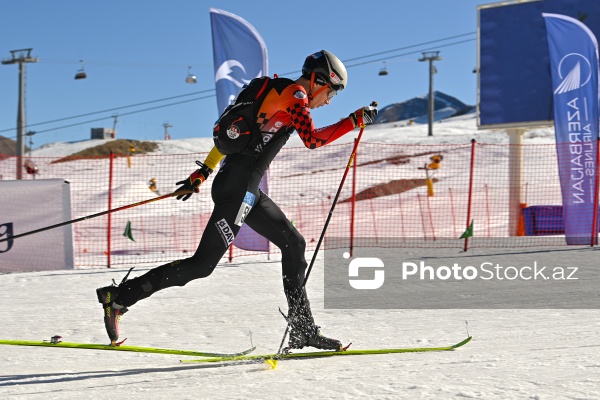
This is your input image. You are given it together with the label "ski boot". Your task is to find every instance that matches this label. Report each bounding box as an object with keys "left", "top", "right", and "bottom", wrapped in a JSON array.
[
  {"left": 288, "top": 324, "right": 343, "bottom": 351},
  {"left": 96, "top": 285, "right": 127, "bottom": 345},
  {"left": 282, "top": 283, "right": 343, "bottom": 351},
  {"left": 96, "top": 268, "right": 135, "bottom": 345}
]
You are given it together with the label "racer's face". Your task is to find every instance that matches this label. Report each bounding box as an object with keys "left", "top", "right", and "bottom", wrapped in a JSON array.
[{"left": 310, "top": 85, "right": 334, "bottom": 109}]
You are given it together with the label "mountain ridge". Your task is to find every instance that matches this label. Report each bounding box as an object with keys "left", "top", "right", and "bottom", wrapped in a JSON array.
[
  {"left": 3, "top": 92, "right": 475, "bottom": 157},
  {"left": 374, "top": 91, "right": 474, "bottom": 125}
]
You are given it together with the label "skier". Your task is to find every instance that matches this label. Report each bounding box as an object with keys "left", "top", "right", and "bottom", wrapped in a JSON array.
[{"left": 97, "top": 50, "right": 377, "bottom": 350}]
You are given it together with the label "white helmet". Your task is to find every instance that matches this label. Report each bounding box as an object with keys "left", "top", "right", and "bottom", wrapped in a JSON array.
[{"left": 302, "top": 50, "right": 348, "bottom": 91}]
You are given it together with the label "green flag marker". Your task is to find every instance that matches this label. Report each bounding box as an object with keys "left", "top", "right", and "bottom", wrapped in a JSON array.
[
  {"left": 460, "top": 219, "right": 474, "bottom": 239},
  {"left": 123, "top": 220, "right": 135, "bottom": 241}
]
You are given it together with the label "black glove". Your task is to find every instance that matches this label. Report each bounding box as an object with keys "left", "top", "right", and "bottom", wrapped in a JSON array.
[
  {"left": 175, "top": 161, "right": 213, "bottom": 201},
  {"left": 350, "top": 104, "right": 378, "bottom": 128}
]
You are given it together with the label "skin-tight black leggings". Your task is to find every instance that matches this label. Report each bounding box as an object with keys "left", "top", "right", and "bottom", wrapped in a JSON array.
[{"left": 115, "top": 155, "right": 308, "bottom": 308}]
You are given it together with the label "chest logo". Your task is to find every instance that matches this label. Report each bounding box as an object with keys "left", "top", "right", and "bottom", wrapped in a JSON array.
[{"left": 294, "top": 90, "right": 307, "bottom": 99}]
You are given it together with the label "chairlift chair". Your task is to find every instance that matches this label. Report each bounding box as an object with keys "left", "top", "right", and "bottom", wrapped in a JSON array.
[
  {"left": 378, "top": 61, "right": 388, "bottom": 76},
  {"left": 185, "top": 66, "right": 197, "bottom": 84},
  {"left": 74, "top": 60, "right": 87, "bottom": 80}
]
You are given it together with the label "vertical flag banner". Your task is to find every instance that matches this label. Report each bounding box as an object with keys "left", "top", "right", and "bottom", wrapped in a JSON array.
[
  {"left": 210, "top": 8, "right": 270, "bottom": 252},
  {"left": 210, "top": 8, "right": 268, "bottom": 114},
  {"left": 543, "top": 13, "right": 600, "bottom": 245}
]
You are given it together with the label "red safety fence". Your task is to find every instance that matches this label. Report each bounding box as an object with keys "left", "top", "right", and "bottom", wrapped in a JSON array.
[{"left": 0, "top": 140, "right": 598, "bottom": 268}]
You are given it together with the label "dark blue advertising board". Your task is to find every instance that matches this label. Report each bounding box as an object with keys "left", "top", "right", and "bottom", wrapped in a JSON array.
[{"left": 478, "top": 0, "right": 600, "bottom": 128}]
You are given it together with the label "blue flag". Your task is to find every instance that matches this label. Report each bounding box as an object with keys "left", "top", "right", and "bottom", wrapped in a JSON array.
[
  {"left": 543, "top": 13, "right": 600, "bottom": 245},
  {"left": 210, "top": 8, "right": 270, "bottom": 252},
  {"left": 210, "top": 8, "right": 268, "bottom": 114}
]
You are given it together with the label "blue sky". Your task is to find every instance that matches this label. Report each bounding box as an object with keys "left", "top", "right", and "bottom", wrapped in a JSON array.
[{"left": 0, "top": 0, "right": 485, "bottom": 149}]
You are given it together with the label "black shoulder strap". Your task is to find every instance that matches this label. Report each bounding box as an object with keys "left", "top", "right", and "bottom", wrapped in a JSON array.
[{"left": 253, "top": 76, "right": 270, "bottom": 100}]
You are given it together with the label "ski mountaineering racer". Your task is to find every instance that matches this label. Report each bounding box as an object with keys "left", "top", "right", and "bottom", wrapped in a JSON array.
[{"left": 96, "top": 50, "right": 378, "bottom": 351}]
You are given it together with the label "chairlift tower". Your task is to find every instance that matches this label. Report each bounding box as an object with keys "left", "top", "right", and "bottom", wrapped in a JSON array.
[
  {"left": 2, "top": 49, "right": 39, "bottom": 179},
  {"left": 419, "top": 51, "right": 442, "bottom": 137},
  {"left": 163, "top": 123, "right": 172, "bottom": 140},
  {"left": 112, "top": 114, "right": 119, "bottom": 138}
]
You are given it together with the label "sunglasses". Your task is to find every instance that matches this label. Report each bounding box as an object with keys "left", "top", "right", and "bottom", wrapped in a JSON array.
[{"left": 327, "top": 84, "right": 343, "bottom": 98}]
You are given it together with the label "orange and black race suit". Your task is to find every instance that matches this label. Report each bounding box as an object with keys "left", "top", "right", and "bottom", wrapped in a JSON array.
[
  {"left": 247, "top": 77, "right": 355, "bottom": 178},
  {"left": 114, "top": 78, "right": 357, "bottom": 310}
]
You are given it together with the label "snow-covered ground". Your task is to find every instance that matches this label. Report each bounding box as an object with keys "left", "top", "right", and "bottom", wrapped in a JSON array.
[
  {"left": 2, "top": 114, "right": 599, "bottom": 399},
  {"left": 1, "top": 249, "right": 599, "bottom": 399}
]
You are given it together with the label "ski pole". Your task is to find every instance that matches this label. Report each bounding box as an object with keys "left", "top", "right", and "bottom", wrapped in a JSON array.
[
  {"left": 0, "top": 190, "right": 190, "bottom": 243},
  {"left": 277, "top": 101, "right": 376, "bottom": 353}
]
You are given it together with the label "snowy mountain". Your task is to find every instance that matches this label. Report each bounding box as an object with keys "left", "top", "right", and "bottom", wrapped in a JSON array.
[
  {"left": 28, "top": 111, "right": 552, "bottom": 159},
  {"left": 12, "top": 92, "right": 472, "bottom": 158},
  {"left": 0, "top": 135, "right": 30, "bottom": 157},
  {"left": 374, "top": 91, "right": 474, "bottom": 125}
]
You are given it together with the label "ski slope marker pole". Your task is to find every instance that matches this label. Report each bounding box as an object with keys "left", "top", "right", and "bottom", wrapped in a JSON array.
[
  {"left": 277, "top": 101, "right": 377, "bottom": 353},
  {"left": 0, "top": 190, "right": 190, "bottom": 243}
]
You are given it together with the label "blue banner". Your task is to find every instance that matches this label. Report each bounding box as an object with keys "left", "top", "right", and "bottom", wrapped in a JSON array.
[
  {"left": 210, "top": 8, "right": 269, "bottom": 252},
  {"left": 210, "top": 8, "right": 268, "bottom": 114},
  {"left": 544, "top": 13, "right": 600, "bottom": 245}
]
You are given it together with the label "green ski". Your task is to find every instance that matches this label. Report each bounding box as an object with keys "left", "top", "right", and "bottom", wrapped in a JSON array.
[
  {"left": 181, "top": 336, "right": 472, "bottom": 363},
  {"left": 0, "top": 338, "right": 255, "bottom": 358}
]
